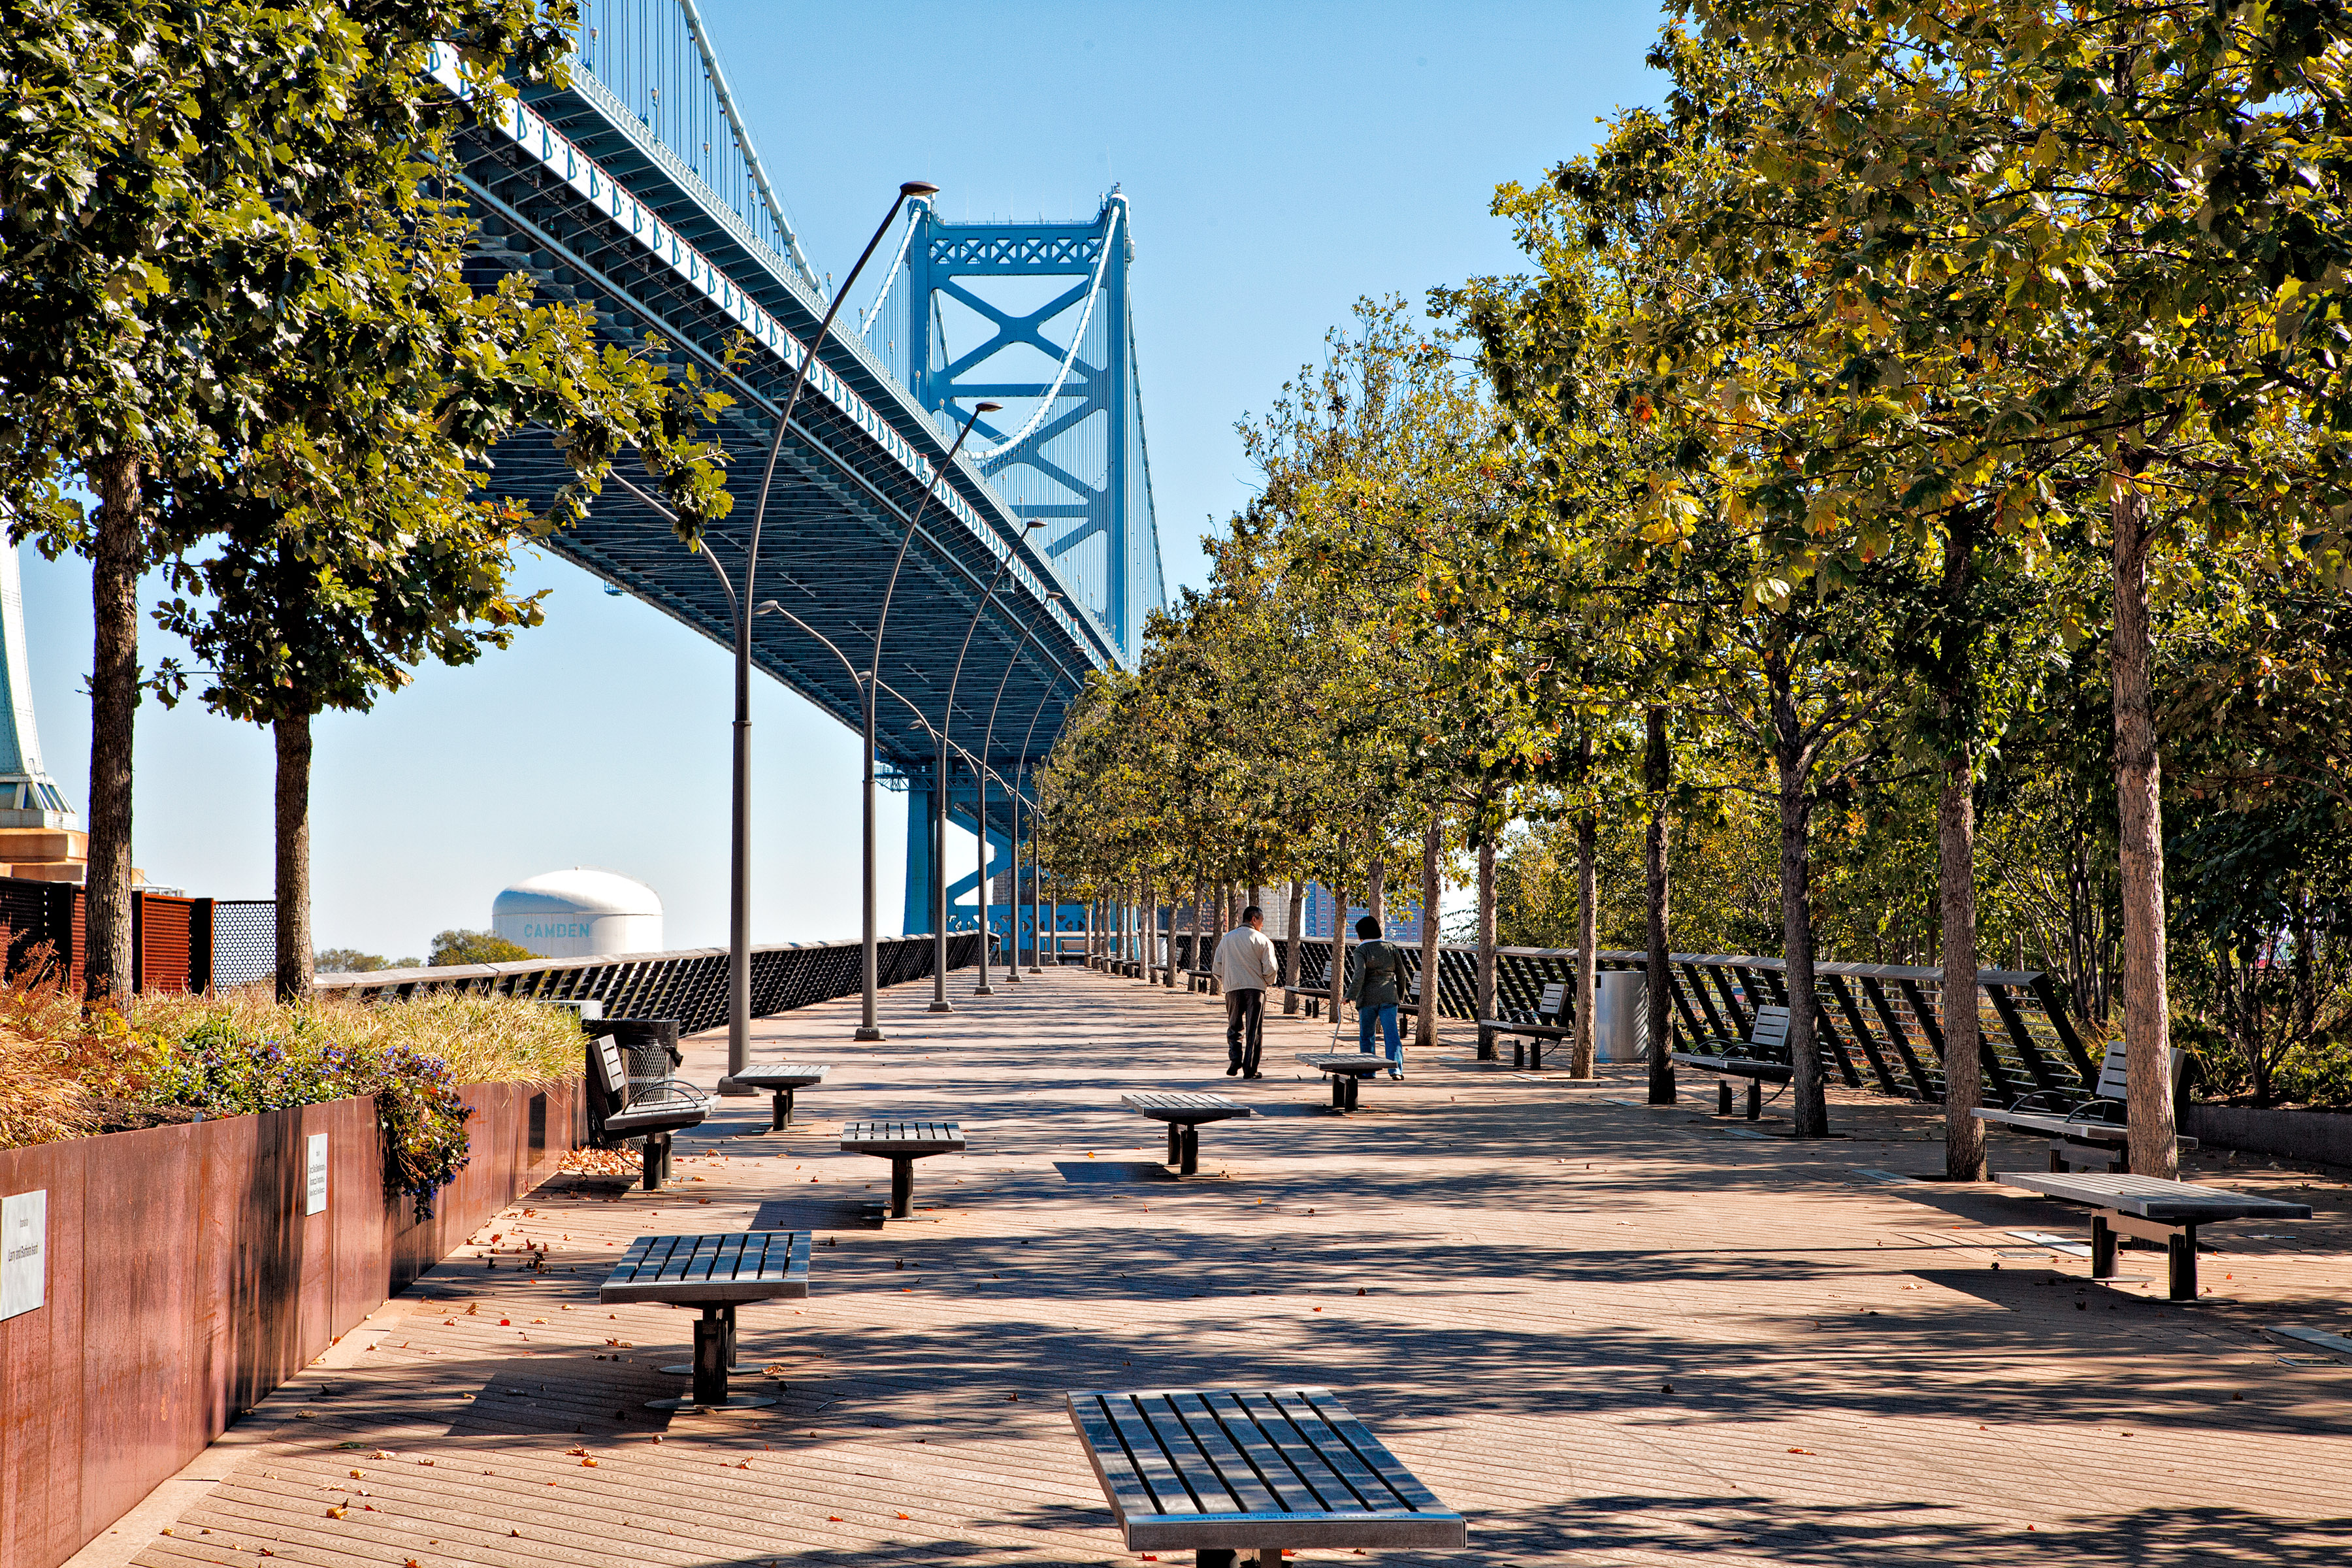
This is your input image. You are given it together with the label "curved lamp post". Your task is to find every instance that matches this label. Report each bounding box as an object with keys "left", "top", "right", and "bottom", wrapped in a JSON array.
[
  {"left": 719, "top": 178, "right": 938, "bottom": 1093},
  {"left": 974, "top": 592, "right": 1062, "bottom": 992},
  {"left": 930, "top": 520, "right": 1048, "bottom": 1010},
  {"left": 861, "top": 400, "right": 1000, "bottom": 1038},
  {"left": 1012, "top": 683, "right": 1064, "bottom": 972}
]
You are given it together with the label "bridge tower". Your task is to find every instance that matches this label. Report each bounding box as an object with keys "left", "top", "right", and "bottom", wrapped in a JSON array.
[{"left": 862, "top": 193, "right": 1164, "bottom": 665}]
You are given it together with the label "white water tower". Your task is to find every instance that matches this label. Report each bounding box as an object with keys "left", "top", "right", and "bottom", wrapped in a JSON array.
[{"left": 492, "top": 868, "right": 663, "bottom": 958}]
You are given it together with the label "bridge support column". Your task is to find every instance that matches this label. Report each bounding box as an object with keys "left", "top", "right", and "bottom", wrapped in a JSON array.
[{"left": 903, "top": 787, "right": 935, "bottom": 936}]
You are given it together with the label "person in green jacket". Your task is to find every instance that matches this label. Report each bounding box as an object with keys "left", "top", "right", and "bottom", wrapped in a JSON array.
[{"left": 1345, "top": 914, "right": 1407, "bottom": 1079}]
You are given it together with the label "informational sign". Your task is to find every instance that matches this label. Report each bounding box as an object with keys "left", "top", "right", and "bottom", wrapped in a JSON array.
[
  {"left": 306, "top": 1133, "right": 329, "bottom": 1216},
  {"left": 1, "top": 1189, "right": 45, "bottom": 1322}
]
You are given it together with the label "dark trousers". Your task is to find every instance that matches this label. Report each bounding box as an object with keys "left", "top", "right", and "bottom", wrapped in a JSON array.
[{"left": 1226, "top": 987, "right": 1266, "bottom": 1074}]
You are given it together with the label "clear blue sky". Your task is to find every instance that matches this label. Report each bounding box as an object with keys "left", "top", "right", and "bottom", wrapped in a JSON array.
[{"left": 16, "top": 1, "right": 1667, "bottom": 958}]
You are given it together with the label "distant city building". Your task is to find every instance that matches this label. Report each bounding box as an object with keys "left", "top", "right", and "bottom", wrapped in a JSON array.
[{"left": 491, "top": 868, "right": 663, "bottom": 958}]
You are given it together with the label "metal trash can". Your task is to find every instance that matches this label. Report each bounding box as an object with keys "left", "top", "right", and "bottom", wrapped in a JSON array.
[{"left": 1593, "top": 971, "right": 1648, "bottom": 1062}]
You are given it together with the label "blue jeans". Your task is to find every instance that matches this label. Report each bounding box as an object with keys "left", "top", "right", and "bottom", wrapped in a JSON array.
[{"left": 1358, "top": 1004, "right": 1401, "bottom": 1069}]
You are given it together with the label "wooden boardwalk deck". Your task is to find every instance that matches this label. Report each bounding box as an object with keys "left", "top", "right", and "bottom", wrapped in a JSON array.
[{"left": 86, "top": 968, "right": 2352, "bottom": 1567}]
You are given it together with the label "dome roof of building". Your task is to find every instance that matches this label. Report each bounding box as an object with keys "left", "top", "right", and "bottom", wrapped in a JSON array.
[{"left": 491, "top": 867, "right": 662, "bottom": 919}]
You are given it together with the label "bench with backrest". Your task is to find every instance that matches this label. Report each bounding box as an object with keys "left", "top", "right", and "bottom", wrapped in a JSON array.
[
  {"left": 583, "top": 1022, "right": 708, "bottom": 1190},
  {"left": 1994, "top": 1171, "right": 2310, "bottom": 1300},
  {"left": 1671, "top": 1003, "right": 1795, "bottom": 1120},
  {"left": 1066, "top": 1384, "right": 1466, "bottom": 1565},
  {"left": 840, "top": 1119, "right": 965, "bottom": 1217},
  {"left": 599, "top": 1230, "right": 809, "bottom": 1409},
  {"left": 1283, "top": 985, "right": 1330, "bottom": 1018},
  {"left": 1123, "top": 1091, "right": 1252, "bottom": 1175},
  {"left": 1973, "top": 1040, "right": 2197, "bottom": 1172},
  {"left": 1477, "top": 980, "right": 1574, "bottom": 1068}
]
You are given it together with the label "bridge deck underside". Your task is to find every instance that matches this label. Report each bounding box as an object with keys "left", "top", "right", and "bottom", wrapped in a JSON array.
[{"left": 454, "top": 95, "right": 1097, "bottom": 788}]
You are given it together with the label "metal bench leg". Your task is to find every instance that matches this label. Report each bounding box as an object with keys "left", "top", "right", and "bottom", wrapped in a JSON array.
[
  {"left": 1746, "top": 1081, "right": 1762, "bottom": 1120},
  {"left": 1718, "top": 1081, "right": 1733, "bottom": 1115},
  {"left": 1168, "top": 1123, "right": 1183, "bottom": 1166},
  {"left": 1331, "top": 1075, "right": 1345, "bottom": 1109},
  {"left": 1345, "top": 1075, "right": 1361, "bottom": 1111},
  {"left": 1513, "top": 1041, "right": 1525, "bottom": 1069},
  {"left": 1179, "top": 1124, "right": 1199, "bottom": 1177},
  {"left": 770, "top": 1088, "right": 793, "bottom": 1132},
  {"left": 695, "top": 1307, "right": 730, "bottom": 1403},
  {"left": 1531, "top": 1036, "right": 1544, "bottom": 1070},
  {"left": 1197, "top": 1552, "right": 1237, "bottom": 1567},
  {"left": 2168, "top": 1226, "right": 2198, "bottom": 1301},
  {"left": 890, "top": 1156, "right": 914, "bottom": 1218},
  {"left": 2091, "top": 1215, "right": 2117, "bottom": 1279},
  {"left": 642, "top": 1134, "right": 664, "bottom": 1191}
]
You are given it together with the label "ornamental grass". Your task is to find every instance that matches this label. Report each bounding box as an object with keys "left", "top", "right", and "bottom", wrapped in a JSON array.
[{"left": 0, "top": 968, "right": 583, "bottom": 1216}]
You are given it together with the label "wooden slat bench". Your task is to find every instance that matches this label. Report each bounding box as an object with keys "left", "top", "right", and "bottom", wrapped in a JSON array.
[
  {"left": 1180, "top": 968, "right": 1220, "bottom": 994},
  {"left": 1671, "top": 1002, "right": 1793, "bottom": 1119},
  {"left": 1067, "top": 1384, "right": 1466, "bottom": 1565},
  {"left": 1995, "top": 1171, "right": 2312, "bottom": 1300},
  {"left": 599, "top": 1231, "right": 809, "bottom": 1409},
  {"left": 840, "top": 1119, "right": 965, "bottom": 1217},
  {"left": 1477, "top": 979, "right": 1572, "bottom": 1068},
  {"left": 1295, "top": 1053, "right": 1390, "bottom": 1112},
  {"left": 1122, "top": 1091, "right": 1252, "bottom": 1175},
  {"left": 1283, "top": 985, "right": 1330, "bottom": 1019},
  {"left": 731, "top": 1062, "right": 831, "bottom": 1132},
  {"left": 583, "top": 1026, "right": 708, "bottom": 1190},
  {"left": 1974, "top": 1041, "right": 2195, "bottom": 1171}
]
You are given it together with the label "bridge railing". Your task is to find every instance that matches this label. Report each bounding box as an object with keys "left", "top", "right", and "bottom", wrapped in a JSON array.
[
  {"left": 317, "top": 934, "right": 985, "bottom": 1037},
  {"left": 1161, "top": 933, "right": 2091, "bottom": 1109}
]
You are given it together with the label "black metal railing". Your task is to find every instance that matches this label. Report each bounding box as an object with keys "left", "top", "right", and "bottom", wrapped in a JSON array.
[
  {"left": 316, "top": 933, "right": 985, "bottom": 1037},
  {"left": 1154, "top": 932, "right": 2088, "bottom": 1109}
]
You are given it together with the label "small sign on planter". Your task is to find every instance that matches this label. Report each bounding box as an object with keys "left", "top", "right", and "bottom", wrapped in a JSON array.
[
  {"left": 306, "top": 1133, "right": 329, "bottom": 1217},
  {"left": 2, "top": 1189, "right": 46, "bottom": 1321}
]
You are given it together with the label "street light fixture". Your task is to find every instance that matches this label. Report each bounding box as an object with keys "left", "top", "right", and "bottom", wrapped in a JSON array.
[
  {"left": 719, "top": 179, "right": 939, "bottom": 1094},
  {"left": 861, "top": 399, "right": 1000, "bottom": 1039},
  {"left": 930, "top": 515, "right": 1049, "bottom": 1011}
]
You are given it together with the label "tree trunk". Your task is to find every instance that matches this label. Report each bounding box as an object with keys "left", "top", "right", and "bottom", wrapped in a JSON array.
[
  {"left": 1770, "top": 654, "right": 1825, "bottom": 1136},
  {"left": 1192, "top": 873, "right": 1205, "bottom": 975},
  {"left": 275, "top": 712, "right": 315, "bottom": 1004},
  {"left": 83, "top": 451, "right": 142, "bottom": 1008},
  {"left": 1645, "top": 704, "right": 1675, "bottom": 1104},
  {"left": 1417, "top": 811, "right": 1441, "bottom": 1049},
  {"left": 1368, "top": 855, "right": 1386, "bottom": 932},
  {"left": 1475, "top": 831, "right": 1497, "bottom": 1054},
  {"left": 1940, "top": 516, "right": 1986, "bottom": 1177},
  {"left": 2114, "top": 479, "right": 2176, "bottom": 1176},
  {"left": 1282, "top": 879, "right": 1304, "bottom": 1011},
  {"left": 1571, "top": 736, "right": 1599, "bottom": 1078}
]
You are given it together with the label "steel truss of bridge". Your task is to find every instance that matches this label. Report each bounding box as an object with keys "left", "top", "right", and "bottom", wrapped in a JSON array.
[{"left": 433, "top": 5, "right": 1161, "bottom": 925}]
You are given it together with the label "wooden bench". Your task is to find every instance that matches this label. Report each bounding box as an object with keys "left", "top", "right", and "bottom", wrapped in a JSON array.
[
  {"left": 1066, "top": 1384, "right": 1466, "bottom": 1564},
  {"left": 1995, "top": 1171, "right": 2311, "bottom": 1300},
  {"left": 1974, "top": 1041, "right": 2195, "bottom": 1171},
  {"left": 1295, "top": 1052, "right": 1390, "bottom": 1112},
  {"left": 1671, "top": 1002, "right": 1794, "bottom": 1119},
  {"left": 1180, "top": 968, "right": 1220, "bottom": 994},
  {"left": 1477, "top": 980, "right": 1573, "bottom": 1068},
  {"left": 599, "top": 1231, "right": 809, "bottom": 1409},
  {"left": 840, "top": 1119, "right": 965, "bottom": 1217},
  {"left": 731, "top": 1062, "right": 830, "bottom": 1132},
  {"left": 583, "top": 1024, "right": 708, "bottom": 1190},
  {"left": 1283, "top": 985, "right": 1330, "bottom": 1019},
  {"left": 1122, "top": 1091, "right": 1252, "bottom": 1175}
]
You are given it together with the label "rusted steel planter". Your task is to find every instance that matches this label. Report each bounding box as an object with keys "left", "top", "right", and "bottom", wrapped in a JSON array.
[{"left": 0, "top": 1079, "right": 581, "bottom": 1568}]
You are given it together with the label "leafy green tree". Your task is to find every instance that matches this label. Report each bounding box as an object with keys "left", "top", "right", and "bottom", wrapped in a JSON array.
[{"left": 430, "top": 929, "right": 536, "bottom": 966}]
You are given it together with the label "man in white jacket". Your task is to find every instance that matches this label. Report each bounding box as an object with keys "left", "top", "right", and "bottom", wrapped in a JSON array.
[{"left": 1211, "top": 904, "right": 1282, "bottom": 1078}]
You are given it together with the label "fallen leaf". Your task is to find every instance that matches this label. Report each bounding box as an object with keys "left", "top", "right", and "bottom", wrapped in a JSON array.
[
  {"left": 325, "top": 1507, "right": 346, "bottom": 1519},
  {"left": 580, "top": 1458, "right": 598, "bottom": 1467},
  {"left": 1788, "top": 1447, "right": 1814, "bottom": 1455},
  {"left": 349, "top": 1469, "right": 363, "bottom": 1479},
  {"left": 896, "top": 1511, "right": 911, "bottom": 1520},
  {"left": 828, "top": 1516, "right": 843, "bottom": 1522}
]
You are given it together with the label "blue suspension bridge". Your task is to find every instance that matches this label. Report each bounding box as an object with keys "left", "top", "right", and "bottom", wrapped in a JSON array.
[{"left": 440, "top": 0, "right": 1162, "bottom": 939}]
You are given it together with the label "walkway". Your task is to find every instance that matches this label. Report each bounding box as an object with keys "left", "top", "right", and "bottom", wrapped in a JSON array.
[{"left": 91, "top": 966, "right": 2352, "bottom": 1567}]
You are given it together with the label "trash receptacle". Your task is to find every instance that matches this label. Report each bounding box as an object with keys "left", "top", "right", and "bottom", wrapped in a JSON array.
[{"left": 1593, "top": 971, "right": 1649, "bottom": 1062}]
